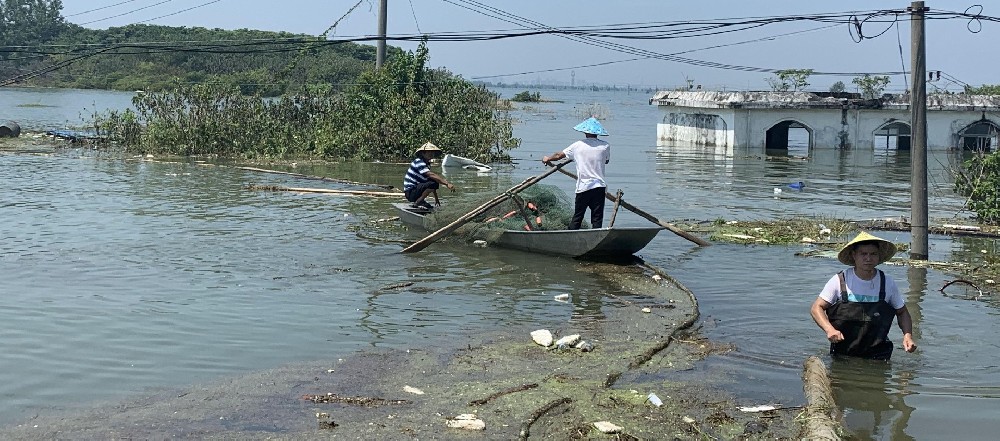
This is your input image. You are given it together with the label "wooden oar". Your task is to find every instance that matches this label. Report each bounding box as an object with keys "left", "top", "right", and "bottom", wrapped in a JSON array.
[
  {"left": 401, "top": 160, "right": 573, "bottom": 253},
  {"left": 554, "top": 168, "right": 710, "bottom": 247}
]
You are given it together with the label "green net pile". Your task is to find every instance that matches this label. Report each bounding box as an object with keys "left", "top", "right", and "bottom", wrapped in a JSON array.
[{"left": 425, "top": 184, "right": 582, "bottom": 244}]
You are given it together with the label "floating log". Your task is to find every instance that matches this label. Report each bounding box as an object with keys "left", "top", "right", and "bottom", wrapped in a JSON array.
[
  {"left": 247, "top": 184, "right": 402, "bottom": 197},
  {"left": 236, "top": 166, "right": 396, "bottom": 189},
  {"left": 799, "top": 356, "right": 844, "bottom": 440}
]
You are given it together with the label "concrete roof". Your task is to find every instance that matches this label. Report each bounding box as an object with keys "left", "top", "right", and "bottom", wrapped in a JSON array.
[{"left": 650, "top": 90, "right": 1000, "bottom": 111}]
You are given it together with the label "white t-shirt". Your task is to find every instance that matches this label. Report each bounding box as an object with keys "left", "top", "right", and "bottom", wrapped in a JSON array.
[
  {"left": 562, "top": 138, "right": 610, "bottom": 193},
  {"left": 818, "top": 268, "right": 905, "bottom": 310}
]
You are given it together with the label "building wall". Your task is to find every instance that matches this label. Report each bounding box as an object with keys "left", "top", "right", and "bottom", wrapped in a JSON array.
[{"left": 657, "top": 105, "right": 1000, "bottom": 151}]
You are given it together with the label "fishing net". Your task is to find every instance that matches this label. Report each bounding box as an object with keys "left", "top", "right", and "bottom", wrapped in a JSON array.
[{"left": 424, "top": 184, "right": 583, "bottom": 244}]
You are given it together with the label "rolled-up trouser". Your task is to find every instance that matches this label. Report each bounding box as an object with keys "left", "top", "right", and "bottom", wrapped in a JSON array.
[
  {"left": 569, "top": 187, "right": 606, "bottom": 230},
  {"left": 405, "top": 181, "right": 439, "bottom": 202}
]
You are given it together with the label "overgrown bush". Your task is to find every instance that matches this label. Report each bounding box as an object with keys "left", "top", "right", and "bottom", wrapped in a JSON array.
[
  {"left": 93, "top": 42, "right": 519, "bottom": 162},
  {"left": 511, "top": 91, "right": 541, "bottom": 102},
  {"left": 955, "top": 151, "right": 1000, "bottom": 224}
]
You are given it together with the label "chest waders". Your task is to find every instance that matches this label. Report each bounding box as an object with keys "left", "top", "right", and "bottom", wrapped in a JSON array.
[{"left": 826, "top": 269, "right": 898, "bottom": 360}]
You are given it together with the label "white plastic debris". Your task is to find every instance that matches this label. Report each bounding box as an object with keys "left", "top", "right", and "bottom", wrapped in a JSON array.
[
  {"left": 641, "top": 307, "right": 652, "bottom": 313},
  {"left": 553, "top": 293, "right": 570, "bottom": 302},
  {"left": 738, "top": 404, "right": 778, "bottom": 413},
  {"left": 446, "top": 414, "right": 485, "bottom": 430},
  {"left": 530, "top": 329, "right": 553, "bottom": 347},
  {"left": 403, "top": 385, "right": 425, "bottom": 395},
  {"left": 647, "top": 393, "right": 663, "bottom": 407},
  {"left": 593, "top": 421, "right": 623, "bottom": 434},
  {"left": 651, "top": 274, "right": 662, "bottom": 282},
  {"left": 554, "top": 334, "right": 581, "bottom": 347},
  {"left": 473, "top": 240, "right": 488, "bottom": 247},
  {"left": 682, "top": 416, "right": 695, "bottom": 424}
]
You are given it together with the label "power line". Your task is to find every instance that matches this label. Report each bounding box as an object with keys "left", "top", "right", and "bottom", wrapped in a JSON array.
[
  {"left": 64, "top": 0, "right": 142, "bottom": 18},
  {"left": 78, "top": 0, "right": 177, "bottom": 26},
  {"left": 132, "top": 0, "right": 226, "bottom": 25}
]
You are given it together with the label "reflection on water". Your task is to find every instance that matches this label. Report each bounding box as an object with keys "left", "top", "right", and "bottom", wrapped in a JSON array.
[
  {"left": 2, "top": 87, "right": 999, "bottom": 437},
  {"left": 829, "top": 357, "right": 916, "bottom": 441}
]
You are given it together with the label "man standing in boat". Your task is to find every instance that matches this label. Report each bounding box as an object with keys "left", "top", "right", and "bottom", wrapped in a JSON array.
[
  {"left": 404, "top": 142, "right": 456, "bottom": 210},
  {"left": 810, "top": 232, "right": 917, "bottom": 360},
  {"left": 542, "top": 117, "right": 611, "bottom": 230}
]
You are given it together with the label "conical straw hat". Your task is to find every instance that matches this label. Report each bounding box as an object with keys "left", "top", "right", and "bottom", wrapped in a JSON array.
[
  {"left": 837, "top": 231, "right": 897, "bottom": 265},
  {"left": 573, "top": 117, "right": 609, "bottom": 136},
  {"left": 414, "top": 142, "right": 442, "bottom": 155}
]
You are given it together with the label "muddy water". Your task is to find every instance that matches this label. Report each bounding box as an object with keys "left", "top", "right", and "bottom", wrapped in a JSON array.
[{"left": 1, "top": 86, "right": 998, "bottom": 439}]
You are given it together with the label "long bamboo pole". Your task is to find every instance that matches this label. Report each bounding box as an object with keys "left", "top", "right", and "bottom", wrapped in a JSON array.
[
  {"left": 247, "top": 184, "right": 402, "bottom": 197},
  {"left": 401, "top": 160, "right": 572, "bottom": 253},
  {"left": 554, "top": 168, "right": 710, "bottom": 247},
  {"left": 237, "top": 166, "right": 396, "bottom": 189}
]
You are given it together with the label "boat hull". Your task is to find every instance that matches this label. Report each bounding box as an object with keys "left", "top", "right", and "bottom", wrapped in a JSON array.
[{"left": 393, "top": 203, "right": 661, "bottom": 258}]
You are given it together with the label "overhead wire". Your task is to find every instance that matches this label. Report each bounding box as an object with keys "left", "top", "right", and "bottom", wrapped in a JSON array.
[
  {"left": 64, "top": 0, "right": 142, "bottom": 17},
  {"left": 77, "top": 0, "right": 177, "bottom": 26},
  {"left": 5, "top": 4, "right": 1000, "bottom": 87},
  {"left": 132, "top": 0, "right": 226, "bottom": 25}
]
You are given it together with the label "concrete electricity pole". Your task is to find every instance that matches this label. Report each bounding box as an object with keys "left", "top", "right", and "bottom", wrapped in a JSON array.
[
  {"left": 909, "top": 1, "right": 928, "bottom": 260},
  {"left": 376, "top": 0, "right": 387, "bottom": 68}
]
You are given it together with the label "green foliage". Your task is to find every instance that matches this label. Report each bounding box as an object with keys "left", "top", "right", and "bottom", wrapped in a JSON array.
[
  {"left": 0, "top": 0, "right": 66, "bottom": 59},
  {"left": 964, "top": 84, "right": 1000, "bottom": 95},
  {"left": 829, "top": 81, "right": 846, "bottom": 94},
  {"left": 767, "top": 69, "right": 813, "bottom": 92},
  {"left": 955, "top": 151, "right": 1000, "bottom": 224},
  {"left": 511, "top": 91, "right": 541, "bottom": 102},
  {"left": 93, "top": 42, "right": 519, "bottom": 162},
  {"left": 852, "top": 74, "right": 890, "bottom": 99}
]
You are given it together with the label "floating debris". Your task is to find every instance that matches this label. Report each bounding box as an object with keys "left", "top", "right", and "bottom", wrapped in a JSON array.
[
  {"left": 530, "top": 329, "right": 553, "bottom": 347},
  {"left": 445, "top": 414, "right": 485, "bottom": 431},
  {"left": 738, "top": 404, "right": 778, "bottom": 413},
  {"left": 647, "top": 393, "right": 663, "bottom": 407},
  {"left": 302, "top": 393, "right": 410, "bottom": 407},
  {"left": 403, "top": 385, "right": 425, "bottom": 395},
  {"left": 593, "top": 421, "right": 623, "bottom": 434},
  {"left": 554, "top": 334, "right": 581, "bottom": 347},
  {"left": 553, "top": 293, "right": 570, "bottom": 302}
]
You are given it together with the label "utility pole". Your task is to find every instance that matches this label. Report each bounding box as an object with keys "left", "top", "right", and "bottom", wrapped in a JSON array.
[
  {"left": 909, "top": 1, "right": 928, "bottom": 259},
  {"left": 376, "top": 0, "right": 387, "bottom": 68}
]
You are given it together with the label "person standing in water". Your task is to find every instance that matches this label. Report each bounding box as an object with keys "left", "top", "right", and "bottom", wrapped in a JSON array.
[
  {"left": 541, "top": 117, "right": 610, "bottom": 230},
  {"left": 810, "top": 232, "right": 917, "bottom": 360}
]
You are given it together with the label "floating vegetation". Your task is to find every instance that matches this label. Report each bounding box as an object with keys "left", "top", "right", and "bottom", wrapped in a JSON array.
[{"left": 698, "top": 217, "right": 856, "bottom": 245}]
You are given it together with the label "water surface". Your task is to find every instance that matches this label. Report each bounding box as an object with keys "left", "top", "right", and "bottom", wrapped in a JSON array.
[{"left": 1, "top": 86, "right": 997, "bottom": 439}]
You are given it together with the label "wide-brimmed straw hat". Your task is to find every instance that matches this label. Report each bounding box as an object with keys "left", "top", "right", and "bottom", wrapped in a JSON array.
[
  {"left": 573, "top": 117, "right": 609, "bottom": 136},
  {"left": 837, "top": 231, "right": 897, "bottom": 265},
  {"left": 414, "top": 142, "right": 443, "bottom": 156}
]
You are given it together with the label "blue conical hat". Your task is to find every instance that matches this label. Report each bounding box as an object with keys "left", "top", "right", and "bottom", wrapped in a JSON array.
[{"left": 573, "top": 117, "right": 608, "bottom": 136}]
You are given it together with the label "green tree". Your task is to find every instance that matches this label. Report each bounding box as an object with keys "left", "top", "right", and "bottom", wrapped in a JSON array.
[
  {"left": 829, "top": 81, "right": 846, "bottom": 94},
  {"left": 964, "top": 84, "right": 1000, "bottom": 95},
  {"left": 955, "top": 151, "right": 1000, "bottom": 224},
  {"left": 852, "top": 74, "right": 890, "bottom": 99},
  {"left": 0, "top": 0, "right": 66, "bottom": 59},
  {"left": 767, "top": 69, "right": 813, "bottom": 92}
]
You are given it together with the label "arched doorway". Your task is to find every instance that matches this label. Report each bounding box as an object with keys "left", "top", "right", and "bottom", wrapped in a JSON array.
[
  {"left": 873, "top": 121, "right": 911, "bottom": 150},
  {"left": 765, "top": 120, "right": 812, "bottom": 155},
  {"left": 958, "top": 120, "right": 999, "bottom": 152}
]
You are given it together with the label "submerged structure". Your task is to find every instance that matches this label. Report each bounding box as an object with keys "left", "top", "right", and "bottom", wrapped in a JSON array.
[{"left": 649, "top": 90, "right": 1000, "bottom": 153}]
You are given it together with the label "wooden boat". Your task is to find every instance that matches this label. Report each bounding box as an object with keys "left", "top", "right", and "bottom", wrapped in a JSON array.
[
  {"left": 441, "top": 154, "right": 492, "bottom": 172},
  {"left": 393, "top": 203, "right": 662, "bottom": 258}
]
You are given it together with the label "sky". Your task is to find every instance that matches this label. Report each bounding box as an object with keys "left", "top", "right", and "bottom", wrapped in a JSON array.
[{"left": 57, "top": 0, "right": 999, "bottom": 92}]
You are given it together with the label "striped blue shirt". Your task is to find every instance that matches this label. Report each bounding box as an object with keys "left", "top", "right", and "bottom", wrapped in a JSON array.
[{"left": 403, "top": 157, "right": 431, "bottom": 191}]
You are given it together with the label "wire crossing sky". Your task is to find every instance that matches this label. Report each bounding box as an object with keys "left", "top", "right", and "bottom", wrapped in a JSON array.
[{"left": 51, "top": 0, "right": 1000, "bottom": 91}]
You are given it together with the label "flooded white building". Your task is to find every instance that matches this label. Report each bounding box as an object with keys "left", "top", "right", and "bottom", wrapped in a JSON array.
[{"left": 649, "top": 90, "right": 1000, "bottom": 153}]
